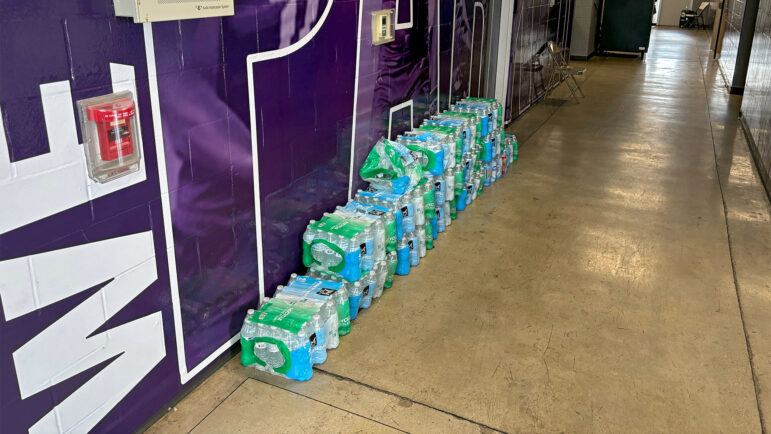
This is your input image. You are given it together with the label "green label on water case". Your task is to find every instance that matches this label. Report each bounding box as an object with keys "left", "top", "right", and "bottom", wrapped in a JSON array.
[
  {"left": 310, "top": 214, "right": 368, "bottom": 239},
  {"left": 251, "top": 299, "right": 317, "bottom": 333}
]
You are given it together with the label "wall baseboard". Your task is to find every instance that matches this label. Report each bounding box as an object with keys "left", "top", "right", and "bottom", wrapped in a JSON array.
[{"left": 570, "top": 51, "right": 595, "bottom": 61}]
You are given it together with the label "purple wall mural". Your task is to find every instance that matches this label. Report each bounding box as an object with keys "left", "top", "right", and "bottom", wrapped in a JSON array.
[{"left": 0, "top": 0, "right": 571, "bottom": 432}]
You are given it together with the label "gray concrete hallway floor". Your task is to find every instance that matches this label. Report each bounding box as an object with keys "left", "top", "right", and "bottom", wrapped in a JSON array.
[{"left": 148, "top": 28, "right": 771, "bottom": 433}]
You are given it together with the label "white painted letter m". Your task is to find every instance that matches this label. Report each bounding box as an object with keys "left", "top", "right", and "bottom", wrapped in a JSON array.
[{"left": 0, "top": 231, "right": 164, "bottom": 434}]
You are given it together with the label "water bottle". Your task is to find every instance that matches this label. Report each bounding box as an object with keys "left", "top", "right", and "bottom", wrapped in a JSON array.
[
  {"left": 385, "top": 250, "right": 397, "bottom": 288},
  {"left": 436, "top": 207, "right": 445, "bottom": 233},
  {"left": 433, "top": 176, "right": 445, "bottom": 206},
  {"left": 396, "top": 237, "right": 410, "bottom": 275},
  {"left": 309, "top": 312, "right": 328, "bottom": 364},
  {"left": 373, "top": 261, "right": 388, "bottom": 298},
  {"left": 444, "top": 201, "right": 451, "bottom": 227},
  {"left": 444, "top": 170, "right": 454, "bottom": 202},
  {"left": 512, "top": 139, "right": 518, "bottom": 160},
  {"left": 417, "top": 225, "right": 427, "bottom": 257},
  {"left": 349, "top": 281, "right": 363, "bottom": 318},
  {"left": 453, "top": 166, "right": 464, "bottom": 214},
  {"left": 412, "top": 186, "right": 425, "bottom": 227},
  {"left": 360, "top": 226, "right": 374, "bottom": 272},
  {"left": 408, "top": 234, "right": 419, "bottom": 267},
  {"left": 425, "top": 221, "right": 434, "bottom": 250},
  {"left": 359, "top": 270, "right": 374, "bottom": 310}
]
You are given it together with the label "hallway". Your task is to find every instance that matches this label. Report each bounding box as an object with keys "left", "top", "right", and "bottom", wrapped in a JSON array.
[{"left": 147, "top": 28, "right": 771, "bottom": 433}]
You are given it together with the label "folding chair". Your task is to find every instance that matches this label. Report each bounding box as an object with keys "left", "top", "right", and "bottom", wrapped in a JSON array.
[
  {"left": 546, "top": 41, "right": 585, "bottom": 103},
  {"left": 682, "top": 2, "right": 709, "bottom": 29}
]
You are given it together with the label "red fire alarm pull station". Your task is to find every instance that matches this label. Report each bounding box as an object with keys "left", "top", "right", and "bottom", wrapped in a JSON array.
[
  {"left": 77, "top": 91, "right": 142, "bottom": 183},
  {"left": 87, "top": 98, "right": 135, "bottom": 161}
]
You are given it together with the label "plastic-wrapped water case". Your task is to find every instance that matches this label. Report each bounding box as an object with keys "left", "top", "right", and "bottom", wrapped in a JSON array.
[
  {"left": 359, "top": 137, "right": 423, "bottom": 194},
  {"left": 451, "top": 103, "right": 491, "bottom": 138},
  {"left": 286, "top": 274, "right": 351, "bottom": 336},
  {"left": 273, "top": 285, "right": 336, "bottom": 364},
  {"left": 302, "top": 213, "right": 373, "bottom": 282},
  {"left": 397, "top": 135, "right": 445, "bottom": 177},
  {"left": 457, "top": 99, "right": 498, "bottom": 133},
  {"left": 336, "top": 200, "right": 396, "bottom": 257},
  {"left": 355, "top": 187, "right": 415, "bottom": 239},
  {"left": 240, "top": 301, "right": 322, "bottom": 381},
  {"left": 428, "top": 115, "right": 472, "bottom": 155},
  {"left": 462, "top": 97, "right": 503, "bottom": 128},
  {"left": 307, "top": 268, "right": 366, "bottom": 320},
  {"left": 440, "top": 110, "right": 481, "bottom": 151},
  {"left": 413, "top": 124, "right": 461, "bottom": 167}
]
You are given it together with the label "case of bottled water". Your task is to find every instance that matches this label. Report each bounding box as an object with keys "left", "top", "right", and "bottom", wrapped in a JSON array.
[
  {"left": 355, "top": 188, "right": 416, "bottom": 240},
  {"left": 240, "top": 301, "right": 323, "bottom": 381},
  {"left": 335, "top": 200, "right": 396, "bottom": 258},
  {"left": 461, "top": 97, "right": 502, "bottom": 129},
  {"left": 359, "top": 137, "right": 423, "bottom": 194},
  {"left": 302, "top": 213, "right": 374, "bottom": 282},
  {"left": 397, "top": 135, "right": 447, "bottom": 177},
  {"left": 451, "top": 102, "right": 492, "bottom": 138},
  {"left": 273, "top": 284, "right": 337, "bottom": 365},
  {"left": 286, "top": 274, "right": 351, "bottom": 336},
  {"left": 412, "top": 124, "right": 461, "bottom": 167},
  {"left": 426, "top": 116, "right": 471, "bottom": 156},
  {"left": 306, "top": 268, "right": 366, "bottom": 320},
  {"left": 440, "top": 111, "right": 481, "bottom": 150}
]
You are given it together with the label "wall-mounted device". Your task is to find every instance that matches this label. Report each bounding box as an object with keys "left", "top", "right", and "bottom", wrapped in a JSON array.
[
  {"left": 77, "top": 92, "right": 142, "bottom": 183},
  {"left": 372, "top": 9, "right": 395, "bottom": 45},
  {"left": 113, "top": 0, "right": 234, "bottom": 23}
]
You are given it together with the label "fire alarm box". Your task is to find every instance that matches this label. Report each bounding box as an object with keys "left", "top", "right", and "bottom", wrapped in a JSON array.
[
  {"left": 77, "top": 91, "right": 142, "bottom": 183},
  {"left": 371, "top": 10, "right": 395, "bottom": 45}
]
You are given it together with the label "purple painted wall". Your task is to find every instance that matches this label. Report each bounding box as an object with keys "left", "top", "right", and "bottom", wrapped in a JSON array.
[{"left": 0, "top": 0, "right": 570, "bottom": 432}]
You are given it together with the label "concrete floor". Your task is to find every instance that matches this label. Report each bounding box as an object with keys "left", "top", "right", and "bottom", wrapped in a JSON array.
[{"left": 147, "top": 28, "right": 771, "bottom": 433}]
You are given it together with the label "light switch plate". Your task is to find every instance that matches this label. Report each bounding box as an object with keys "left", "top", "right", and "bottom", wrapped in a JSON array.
[{"left": 372, "top": 9, "right": 395, "bottom": 45}]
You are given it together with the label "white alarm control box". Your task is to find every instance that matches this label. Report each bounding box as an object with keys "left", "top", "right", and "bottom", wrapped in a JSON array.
[{"left": 114, "top": 0, "right": 234, "bottom": 23}]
